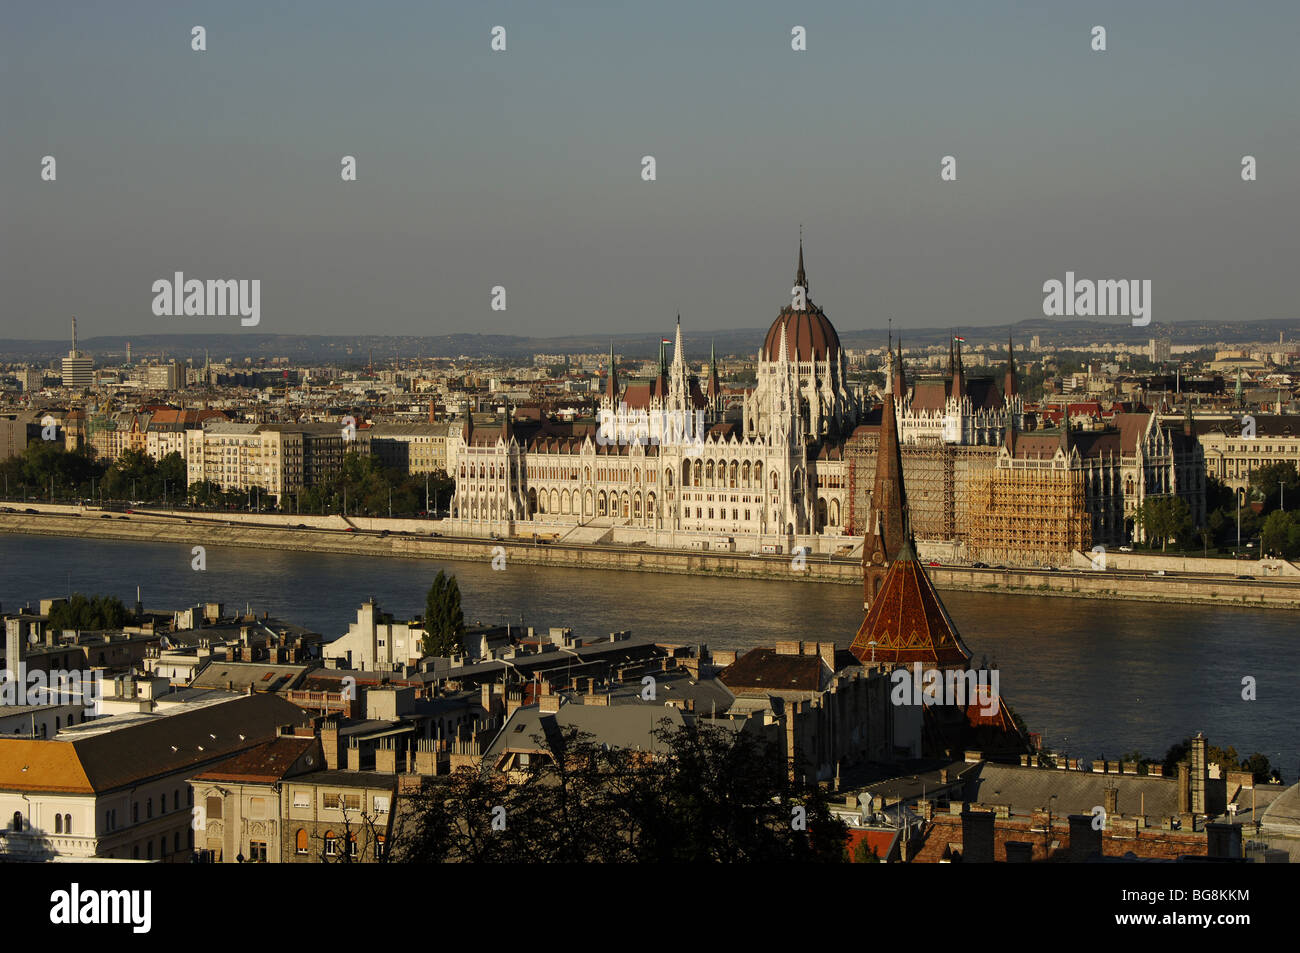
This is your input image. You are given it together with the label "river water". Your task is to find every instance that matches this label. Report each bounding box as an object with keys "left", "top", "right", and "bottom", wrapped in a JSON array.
[{"left": 2, "top": 533, "right": 1295, "bottom": 779}]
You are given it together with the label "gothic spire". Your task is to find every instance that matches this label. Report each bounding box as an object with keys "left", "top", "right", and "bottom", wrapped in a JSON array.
[
  {"left": 795, "top": 230, "right": 808, "bottom": 293},
  {"left": 1005, "top": 335, "right": 1017, "bottom": 398},
  {"left": 605, "top": 341, "right": 619, "bottom": 402}
]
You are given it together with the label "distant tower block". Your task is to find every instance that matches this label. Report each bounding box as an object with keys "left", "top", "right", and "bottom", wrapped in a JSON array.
[{"left": 61, "top": 316, "right": 95, "bottom": 389}]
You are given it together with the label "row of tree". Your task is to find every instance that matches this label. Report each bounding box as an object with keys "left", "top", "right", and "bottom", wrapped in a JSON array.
[{"left": 0, "top": 442, "right": 454, "bottom": 518}]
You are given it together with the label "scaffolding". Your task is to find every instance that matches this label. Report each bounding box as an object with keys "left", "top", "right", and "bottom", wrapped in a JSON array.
[{"left": 965, "top": 462, "right": 1089, "bottom": 563}]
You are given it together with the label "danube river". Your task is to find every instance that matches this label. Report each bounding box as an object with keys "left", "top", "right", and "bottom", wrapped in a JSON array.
[{"left": 2, "top": 534, "right": 1296, "bottom": 779}]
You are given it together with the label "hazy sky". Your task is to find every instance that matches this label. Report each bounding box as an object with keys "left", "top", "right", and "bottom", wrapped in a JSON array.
[{"left": 3, "top": 1, "right": 1297, "bottom": 342}]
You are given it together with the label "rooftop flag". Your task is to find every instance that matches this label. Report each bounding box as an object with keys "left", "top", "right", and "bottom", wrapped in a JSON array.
[{"left": 953, "top": 335, "right": 965, "bottom": 343}]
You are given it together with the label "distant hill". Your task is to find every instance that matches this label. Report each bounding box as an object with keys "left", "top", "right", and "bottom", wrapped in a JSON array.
[{"left": 2, "top": 318, "right": 1298, "bottom": 364}]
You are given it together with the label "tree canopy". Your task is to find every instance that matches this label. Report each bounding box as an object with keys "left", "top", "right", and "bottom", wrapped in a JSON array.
[
  {"left": 422, "top": 570, "right": 465, "bottom": 657},
  {"left": 395, "top": 721, "right": 848, "bottom": 863}
]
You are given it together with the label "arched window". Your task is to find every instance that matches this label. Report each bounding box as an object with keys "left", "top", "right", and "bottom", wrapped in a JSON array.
[
  {"left": 296, "top": 829, "right": 309, "bottom": 854},
  {"left": 729, "top": 461, "right": 738, "bottom": 488},
  {"left": 705, "top": 461, "right": 714, "bottom": 486},
  {"left": 742, "top": 461, "right": 751, "bottom": 487},
  {"left": 55, "top": 815, "right": 63, "bottom": 834}
]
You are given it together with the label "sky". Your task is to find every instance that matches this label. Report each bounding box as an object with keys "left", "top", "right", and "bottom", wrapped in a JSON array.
[{"left": 2, "top": 0, "right": 1298, "bottom": 343}]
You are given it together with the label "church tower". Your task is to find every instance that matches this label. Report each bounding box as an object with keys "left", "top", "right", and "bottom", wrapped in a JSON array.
[{"left": 862, "top": 346, "right": 908, "bottom": 610}]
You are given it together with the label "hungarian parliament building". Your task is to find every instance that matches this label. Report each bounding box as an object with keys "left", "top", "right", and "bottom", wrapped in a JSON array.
[{"left": 446, "top": 243, "right": 1205, "bottom": 561}]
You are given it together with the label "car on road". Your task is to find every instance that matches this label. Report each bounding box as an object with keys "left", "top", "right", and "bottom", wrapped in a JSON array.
[
  {"left": 1119, "top": 545, "right": 1133, "bottom": 552},
  {"left": 296, "top": 523, "right": 308, "bottom": 529},
  {"left": 971, "top": 561, "right": 989, "bottom": 568},
  {"left": 1152, "top": 570, "right": 1166, "bottom": 576},
  {"left": 1235, "top": 574, "right": 1255, "bottom": 580},
  {"left": 100, "top": 514, "right": 112, "bottom": 519},
  {"left": 343, "top": 527, "right": 355, "bottom": 532},
  {"left": 24, "top": 508, "right": 38, "bottom": 514},
  {"left": 118, "top": 515, "right": 129, "bottom": 520},
  {"left": 927, "top": 561, "right": 941, "bottom": 567},
  {"left": 379, "top": 530, "right": 390, "bottom": 537}
]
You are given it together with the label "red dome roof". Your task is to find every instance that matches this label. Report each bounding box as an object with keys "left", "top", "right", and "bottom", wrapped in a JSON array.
[{"left": 763, "top": 305, "right": 841, "bottom": 363}]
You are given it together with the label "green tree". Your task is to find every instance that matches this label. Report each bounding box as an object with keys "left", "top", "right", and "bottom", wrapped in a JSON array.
[
  {"left": 422, "top": 571, "right": 465, "bottom": 657},
  {"left": 1259, "top": 510, "right": 1300, "bottom": 559},
  {"left": 1134, "top": 496, "right": 1191, "bottom": 552},
  {"left": 1248, "top": 461, "right": 1300, "bottom": 514},
  {"left": 47, "top": 593, "right": 132, "bottom": 631}
]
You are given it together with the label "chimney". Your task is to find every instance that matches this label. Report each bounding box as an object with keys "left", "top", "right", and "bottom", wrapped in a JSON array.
[
  {"left": 1104, "top": 784, "right": 1118, "bottom": 818},
  {"left": 1068, "top": 814, "right": 1102, "bottom": 861},
  {"left": 414, "top": 738, "right": 437, "bottom": 776},
  {"left": 375, "top": 740, "right": 397, "bottom": 774},
  {"left": 1190, "top": 733, "right": 1208, "bottom": 815},
  {"left": 539, "top": 690, "right": 560, "bottom": 714},
  {"left": 322, "top": 719, "right": 342, "bottom": 770},
  {"left": 961, "top": 811, "right": 995, "bottom": 863},
  {"left": 1177, "top": 761, "right": 1190, "bottom": 815},
  {"left": 1005, "top": 841, "right": 1033, "bottom": 863},
  {"left": 4, "top": 619, "right": 20, "bottom": 677}
]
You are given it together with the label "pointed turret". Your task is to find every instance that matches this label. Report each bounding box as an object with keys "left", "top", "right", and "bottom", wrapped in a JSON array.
[
  {"left": 705, "top": 339, "right": 721, "bottom": 403},
  {"left": 500, "top": 399, "right": 513, "bottom": 441},
  {"left": 1005, "top": 335, "right": 1017, "bottom": 398},
  {"left": 1183, "top": 395, "right": 1194, "bottom": 437},
  {"left": 795, "top": 234, "right": 808, "bottom": 294},
  {"left": 952, "top": 336, "right": 965, "bottom": 400},
  {"left": 604, "top": 342, "right": 619, "bottom": 402},
  {"left": 862, "top": 376, "right": 908, "bottom": 609}
]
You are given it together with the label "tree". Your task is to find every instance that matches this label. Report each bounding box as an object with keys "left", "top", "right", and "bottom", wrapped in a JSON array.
[
  {"left": 395, "top": 722, "right": 848, "bottom": 863},
  {"left": 47, "top": 593, "right": 131, "bottom": 631},
  {"left": 1259, "top": 510, "right": 1300, "bottom": 559},
  {"left": 1249, "top": 461, "right": 1300, "bottom": 514},
  {"left": 422, "top": 571, "right": 465, "bottom": 657},
  {"left": 1134, "top": 496, "right": 1191, "bottom": 552}
]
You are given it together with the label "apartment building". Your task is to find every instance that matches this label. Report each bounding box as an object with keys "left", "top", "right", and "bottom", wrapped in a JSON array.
[{"left": 0, "top": 692, "right": 307, "bottom": 861}]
